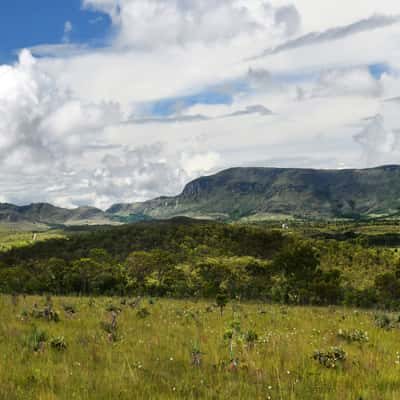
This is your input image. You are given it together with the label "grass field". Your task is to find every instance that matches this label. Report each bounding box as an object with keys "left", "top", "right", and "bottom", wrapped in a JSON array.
[
  {"left": 1, "top": 295, "right": 400, "bottom": 399},
  {"left": 0, "top": 225, "right": 65, "bottom": 251}
]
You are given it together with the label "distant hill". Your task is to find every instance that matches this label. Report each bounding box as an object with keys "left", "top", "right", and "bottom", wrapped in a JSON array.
[
  {"left": 107, "top": 165, "right": 400, "bottom": 221},
  {"left": 2, "top": 165, "right": 400, "bottom": 226},
  {"left": 0, "top": 203, "right": 115, "bottom": 226}
]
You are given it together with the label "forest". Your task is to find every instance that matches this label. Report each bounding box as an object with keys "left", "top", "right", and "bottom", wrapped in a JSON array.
[{"left": 0, "top": 218, "right": 399, "bottom": 309}]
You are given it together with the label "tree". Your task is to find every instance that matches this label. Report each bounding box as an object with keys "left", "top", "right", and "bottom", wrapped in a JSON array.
[
  {"left": 375, "top": 272, "right": 400, "bottom": 305},
  {"left": 273, "top": 241, "right": 319, "bottom": 280},
  {"left": 272, "top": 241, "right": 320, "bottom": 304}
]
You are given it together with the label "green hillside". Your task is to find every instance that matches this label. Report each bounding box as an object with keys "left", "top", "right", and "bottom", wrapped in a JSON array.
[
  {"left": 2, "top": 165, "right": 400, "bottom": 226},
  {"left": 108, "top": 165, "right": 400, "bottom": 221},
  {"left": 0, "top": 203, "right": 117, "bottom": 226}
]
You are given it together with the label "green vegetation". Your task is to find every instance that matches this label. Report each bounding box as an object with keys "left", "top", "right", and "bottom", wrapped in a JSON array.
[
  {"left": 108, "top": 165, "right": 400, "bottom": 221},
  {"left": 0, "top": 219, "right": 398, "bottom": 309},
  {"left": 0, "top": 218, "right": 399, "bottom": 397},
  {"left": 0, "top": 227, "right": 65, "bottom": 251},
  {"left": 0, "top": 295, "right": 399, "bottom": 399},
  {"left": 4, "top": 166, "right": 400, "bottom": 225}
]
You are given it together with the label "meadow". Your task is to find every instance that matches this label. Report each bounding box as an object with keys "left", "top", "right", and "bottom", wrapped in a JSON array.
[
  {"left": 0, "top": 226, "right": 65, "bottom": 252},
  {"left": 2, "top": 295, "right": 400, "bottom": 400}
]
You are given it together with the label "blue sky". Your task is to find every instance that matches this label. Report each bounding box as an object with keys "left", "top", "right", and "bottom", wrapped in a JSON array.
[
  {"left": 0, "top": 0, "right": 110, "bottom": 62},
  {"left": 0, "top": 1, "right": 386, "bottom": 113},
  {"left": 368, "top": 63, "right": 391, "bottom": 79}
]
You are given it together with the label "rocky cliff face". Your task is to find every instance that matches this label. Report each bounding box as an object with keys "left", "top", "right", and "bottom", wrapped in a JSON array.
[{"left": 107, "top": 165, "right": 400, "bottom": 221}]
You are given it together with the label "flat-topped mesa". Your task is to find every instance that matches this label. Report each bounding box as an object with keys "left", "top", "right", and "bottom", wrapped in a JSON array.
[
  {"left": 108, "top": 165, "right": 400, "bottom": 221},
  {"left": 2, "top": 165, "right": 400, "bottom": 224}
]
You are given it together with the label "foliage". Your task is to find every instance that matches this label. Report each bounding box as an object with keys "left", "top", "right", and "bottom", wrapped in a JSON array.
[
  {"left": 25, "top": 325, "right": 48, "bottom": 352},
  {"left": 337, "top": 329, "right": 369, "bottom": 343},
  {"left": 375, "top": 314, "right": 393, "bottom": 329},
  {"left": 313, "top": 347, "right": 347, "bottom": 368},
  {"left": 50, "top": 336, "right": 67, "bottom": 351},
  {"left": 137, "top": 307, "right": 150, "bottom": 319},
  {"left": 0, "top": 220, "right": 398, "bottom": 308}
]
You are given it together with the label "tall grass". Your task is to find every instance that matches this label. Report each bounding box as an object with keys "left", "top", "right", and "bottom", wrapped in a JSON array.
[{"left": 0, "top": 295, "right": 399, "bottom": 399}]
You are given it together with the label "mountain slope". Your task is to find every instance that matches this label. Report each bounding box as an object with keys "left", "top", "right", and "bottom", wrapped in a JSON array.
[
  {"left": 107, "top": 165, "right": 400, "bottom": 220},
  {"left": 0, "top": 203, "right": 115, "bottom": 226}
]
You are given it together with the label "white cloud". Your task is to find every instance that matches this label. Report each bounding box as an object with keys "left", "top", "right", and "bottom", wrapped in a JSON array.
[
  {"left": 312, "top": 68, "right": 383, "bottom": 98},
  {"left": 354, "top": 100, "right": 400, "bottom": 166},
  {"left": 273, "top": 4, "right": 301, "bottom": 37},
  {"left": 2, "top": 1, "right": 400, "bottom": 207},
  {"left": 63, "top": 20, "right": 73, "bottom": 43},
  {"left": 0, "top": 50, "right": 227, "bottom": 208},
  {"left": 253, "top": 14, "right": 400, "bottom": 59},
  {"left": 82, "top": 0, "right": 279, "bottom": 49}
]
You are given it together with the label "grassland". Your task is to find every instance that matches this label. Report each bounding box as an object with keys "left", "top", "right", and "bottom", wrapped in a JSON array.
[
  {"left": 0, "top": 228, "right": 65, "bottom": 251},
  {"left": 2, "top": 295, "right": 400, "bottom": 399}
]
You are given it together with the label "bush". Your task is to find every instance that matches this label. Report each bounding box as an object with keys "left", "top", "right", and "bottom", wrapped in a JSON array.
[
  {"left": 375, "top": 314, "right": 392, "bottom": 329},
  {"left": 50, "top": 336, "right": 67, "bottom": 351},
  {"left": 25, "top": 326, "right": 47, "bottom": 352},
  {"left": 30, "top": 308, "right": 60, "bottom": 322},
  {"left": 244, "top": 330, "right": 258, "bottom": 343},
  {"left": 313, "top": 347, "right": 346, "bottom": 368},
  {"left": 137, "top": 307, "right": 150, "bottom": 319},
  {"left": 337, "top": 329, "right": 368, "bottom": 343},
  {"left": 62, "top": 303, "right": 77, "bottom": 314}
]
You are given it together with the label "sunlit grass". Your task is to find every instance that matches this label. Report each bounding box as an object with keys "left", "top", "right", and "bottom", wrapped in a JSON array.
[
  {"left": 0, "top": 230, "right": 65, "bottom": 251},
  {"left": 0, "top": 296, "right": 399, "bottom": 399}
]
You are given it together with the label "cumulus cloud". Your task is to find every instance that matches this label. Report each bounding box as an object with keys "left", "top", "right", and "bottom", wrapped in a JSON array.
[
  {"left": 0, "top": 50, "right": 122, "bottom": 170},
  {"left": 353, "top": 115, "right": 394, "bottom": 166},
  {"left": 3, "top": 1, "right": 400, "bottom": 208},
  {"left": 0, "top": 50, "right": 226, "bottom": 207},
  {"left": 82, "top": 0, "right": 269, "bottom": 49},
  {"left": 83, "top": 144, "right": 221, "bottom": 207},
  {"left": 353, "top": 99, "right": 400, "bottom": 166},
  {"left": 0, "top": 50, "right": 123, "bottom": 204}
]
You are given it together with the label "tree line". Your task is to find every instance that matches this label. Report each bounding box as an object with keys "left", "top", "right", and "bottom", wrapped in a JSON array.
[{"left": 0, "top": 219, "right": 399, "bottom": 308}]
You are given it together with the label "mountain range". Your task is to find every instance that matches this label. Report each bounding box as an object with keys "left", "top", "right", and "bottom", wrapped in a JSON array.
[{"left": 3, "top": 165, "right": 400, "bottom": 226}]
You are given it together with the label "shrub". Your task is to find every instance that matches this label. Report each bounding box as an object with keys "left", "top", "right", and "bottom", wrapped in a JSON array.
[
  {"left": 137, "top": 307, "right": 150, "bottom": 319},
  {"left": 62, "top": 303, "right": 77, "bottom": 314},
  {"left": 30, "top": 308, "right": 60, "bottom": 322},
  {"left": 337, "top": 329, "right": 368, "bottom": 343},
  {"left": 223, "top": 329, "right": 234, "bottom": 340},
  {"left": 25, "top": 326, "right": 47, "bottom": 352},
  {"left": 244, "top": 330, "right": 258, "bottom": 343},
  {"left": 190, "top": 343, "right": 203, "bottom": 367},
  {"left": 375, "top": 314, "right": 392, "bottom": 329},
  {"left": 50, "top": 336, "right": 67, "bottom": 351},
  {"left": 100, "top": 321, "right": 114, "bottom": 334},
  {"left": 313, "top": 347, "right": 346, "bottom": 368}
]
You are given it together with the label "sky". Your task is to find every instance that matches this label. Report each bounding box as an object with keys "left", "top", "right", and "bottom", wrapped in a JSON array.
[{"left": 1, "top": 0, "right": 400, "bottom": 209}]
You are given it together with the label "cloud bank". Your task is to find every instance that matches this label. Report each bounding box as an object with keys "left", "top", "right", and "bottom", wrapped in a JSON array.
[{"left": 2, "top": 0, "right": 400, "bottom": 207}]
